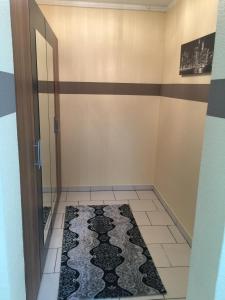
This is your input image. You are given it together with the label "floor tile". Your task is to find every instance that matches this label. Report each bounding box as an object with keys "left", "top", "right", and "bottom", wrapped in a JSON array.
[
  {"left": 133, "top": 212, "right": 151, "bottom": 226},
  {"left": 54, "top": 248, "right": 62, "bottom": 273},
  {"left": 57, "top": 201, "right": 78, "bottom": 213},
  {"left": 147, "top": 211, "right": 174, "bottom": 226},
  {"left": 162, "top": 244, "right": 191, "bottom": 267},
  {"left": 61, "top": 214, "right": 65, "bottom": 228},
  {"left": 53, "top": 213, "right": 64, "bottom": 229},
  {"left": 79, "top": 200, "right": 104, "bottom": 205},
  {"left": 98, "top": 298, "right": 119, "bottom": 300},
  {"left": 67, "top": 192, "right": 90, "bottom": 202},
  {"left": 137, "top": 190, "right": 158, "bottom": 200},
  {"left": 49, "top": 229, "right": 63, "bottom": 248},
  {"left": 37, "top": 273, "right": 60, "bottom": 300},
  {"left": 168, "top": 226, "right": 186, "bottom": 243},
  {"left": 164, "top": 299, "right": 186, "bottom": 300},
  {"left": 59, "top": 192, "right": 67, "bottom": 202},
  {"left": 114, "top": 190, "right": 138, "bottom": 200},
  {"left": 43, "top": 248, "right": 58, "bottom": 274},
  {"left": 147, "top": 244, "right": 170, "bottom": 267},
  {"left": 104, "top": 200, "right": 129, "bottom": 205},
  {"left": 152, "top": 197, "right": 165, "bottom": 211},
  {"left": 158, "top": 267, "right": 189, "bottom": 299},
  {"left": 43, "top": 193, "right": 52, "bottom": 207},
  {"left": 91, "top": 191, "right": 115, "bottom": 201},
  {"left": 129, "top": 199, "right": 156, "bottom": 212},
  {"left": 120, "top": 295, "right": 164, "bottom": 300},
  {"left": 140, "top": 226, "right": 176, "bottom": 244}
]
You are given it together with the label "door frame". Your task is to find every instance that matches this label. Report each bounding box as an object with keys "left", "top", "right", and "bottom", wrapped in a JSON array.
[
  {"left": 10, "top": 0, "right": 61, "bottom": 299},
  {"left": 29, "top": 0, "right": 61, "bottom": 269},
  {"left": 10, "top": 0, "right": 41, "bottom": 299}
]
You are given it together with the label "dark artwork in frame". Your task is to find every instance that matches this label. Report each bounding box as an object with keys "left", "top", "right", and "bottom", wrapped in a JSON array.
[{"left": 179, "top": 32, "right": 216, "bottom": 76}]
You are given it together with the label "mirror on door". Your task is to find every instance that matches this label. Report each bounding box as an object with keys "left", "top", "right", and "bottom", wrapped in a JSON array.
[
  {"left": 47, "top": 41, "right": 57, "bottom": 217},
  {"left": 36, "top": 30, "right": 57, "bottom": 244}
]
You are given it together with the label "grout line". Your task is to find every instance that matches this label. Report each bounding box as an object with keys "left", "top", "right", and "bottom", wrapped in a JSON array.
[
  {"left": 48, "top": 246, "right": 62, "bottom": 250},
  {"left": 43, "top": 272, "right": 60, "bottom": 275},
  {"left": 134, "top": 190, "right": 139, "bottom": 200},
  {"left": 133, "top": 224, "right": 176, "bottom": 227},
  {"left": 53, "top": 248, "right": 59, "bottom": 272},
  {"left": 88, "top": 192, "right": 91, "bottom": 202},
  {"left": 157, "top": 266, "right": 190, "bottom": 270},
  {"left": 161, "top": 243, "right": 172, "bottom": 267},
  {"left": 112, "top": 190, "right": 117, "bottom": 201},
  {"left": 59, "top": 213, "right": 63, "bottom": 229},
  {"left": 167, "top": 225, "right": 177, "bottom": 243},
  {"left": 61, "top": 214, "right": 65, "bottom": 228},
  {"left": 167, "top": 225, "right": 187, "bottom": 244},
  {"left": 136, "top": 190, "right": 141, "bottom": 200},
  {"left": 145, "top": 211, "right": 152, "bottom": 225},
  {"left": 143, "top": 242, "right": 180, "bottom": 245}
]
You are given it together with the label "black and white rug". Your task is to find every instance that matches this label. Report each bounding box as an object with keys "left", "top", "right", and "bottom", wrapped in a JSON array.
[
  {"left": 43, "top": 206, "right": 51, "bottom": 227},
  {"left": 58, "top": 204, "right": 166, "bottom": 299}
]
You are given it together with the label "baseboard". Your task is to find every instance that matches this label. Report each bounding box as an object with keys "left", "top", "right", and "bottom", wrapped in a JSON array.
[
  {"left": 61, "top": 184, "right": 154, "bottom": 192},
  {"left": 43, "top": 187, "right": 58, "bottom": 193},
  {"left": 153, "top": 186, "right": 192, "bottom": 247},
  {"left": 43, "top": 187, "right": 52, "bottom": 193}
]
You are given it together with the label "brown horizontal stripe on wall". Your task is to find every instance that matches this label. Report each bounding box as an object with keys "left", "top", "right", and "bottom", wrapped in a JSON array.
[
  {"left": 38, "top": 81, "right": 210, "bottom": 102},
  {"left": 58, "top": 82, "right": 161, "bottom": 96},
  {"left": 38, "top": 81, "right": 161, "bottom": 95},
  {"left": 38, "top": 80, "right": 55, "bottom": 93},
  {"left": 207, "top": 79, "right": 225, "bottom": 119},
  {"left": 161, "top": 84, "right": 210, "bottom": 103}
]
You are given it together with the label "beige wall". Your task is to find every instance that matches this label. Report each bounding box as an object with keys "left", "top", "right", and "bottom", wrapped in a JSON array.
[
  {"left": 155, "top": 98, "right": 207, "bottom": 238},
  {"left": 40, "top": 6, "right": 165, "bottom": 83},
  {"left": 61, "top": 95, "right": 160, "bottom": 187},
  {"left": 155, "top": 0, "right": 218, "bottom": 238},
  {"left": 162, "top": 0, "right": 218, "bottom": 84},
  {"left": 40, "top": 5, "right": 165, "bottom": 188}
]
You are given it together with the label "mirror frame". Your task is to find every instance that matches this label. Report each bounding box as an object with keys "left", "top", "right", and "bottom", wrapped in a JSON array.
[{"left": 30, "top": 0, "right": 61, "bottom": 272}]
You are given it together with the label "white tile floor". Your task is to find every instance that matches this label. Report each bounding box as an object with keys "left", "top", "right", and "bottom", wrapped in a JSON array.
[{"left": 38, "top": 190, "right": 190, "bottom": 300}]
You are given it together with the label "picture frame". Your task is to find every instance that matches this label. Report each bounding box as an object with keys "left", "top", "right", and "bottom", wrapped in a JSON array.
[{"left": 179, "top": 32, "right": 216, "bottom": 76}]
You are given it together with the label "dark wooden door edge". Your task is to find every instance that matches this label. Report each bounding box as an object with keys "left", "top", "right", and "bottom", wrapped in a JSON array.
[
  {"left": 10, "top": 0, "right": 41, "bottom": 299},
  {"left": 10, "top": 0, "right": 61, "bottom": 299}
]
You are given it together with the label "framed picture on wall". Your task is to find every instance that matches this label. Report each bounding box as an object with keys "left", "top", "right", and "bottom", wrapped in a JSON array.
[{"left": 179, "top": 32, "right": 216, "bottom": 76}]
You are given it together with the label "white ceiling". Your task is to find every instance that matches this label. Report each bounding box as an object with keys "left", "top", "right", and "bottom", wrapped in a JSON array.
[{"left": 37, "top": 0, "right": 176, "bottom": 11}]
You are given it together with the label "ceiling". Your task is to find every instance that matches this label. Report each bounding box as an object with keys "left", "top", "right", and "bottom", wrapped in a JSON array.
[{"left": 37, "top": 0, "right": 176, "bottom": 11}]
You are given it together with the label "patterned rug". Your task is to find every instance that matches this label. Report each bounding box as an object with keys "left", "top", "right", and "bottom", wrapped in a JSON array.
[
  {"left": 58, "top": 204, "right": 166, "bottom": 299},
  {"left": 43, "top": 206, "right": 51, "bottom": 227}
]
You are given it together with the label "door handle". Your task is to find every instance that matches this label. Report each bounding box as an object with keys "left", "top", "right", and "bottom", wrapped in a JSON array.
[{"left": 34, "top": 139, "right": 42, "bottom": 169}]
